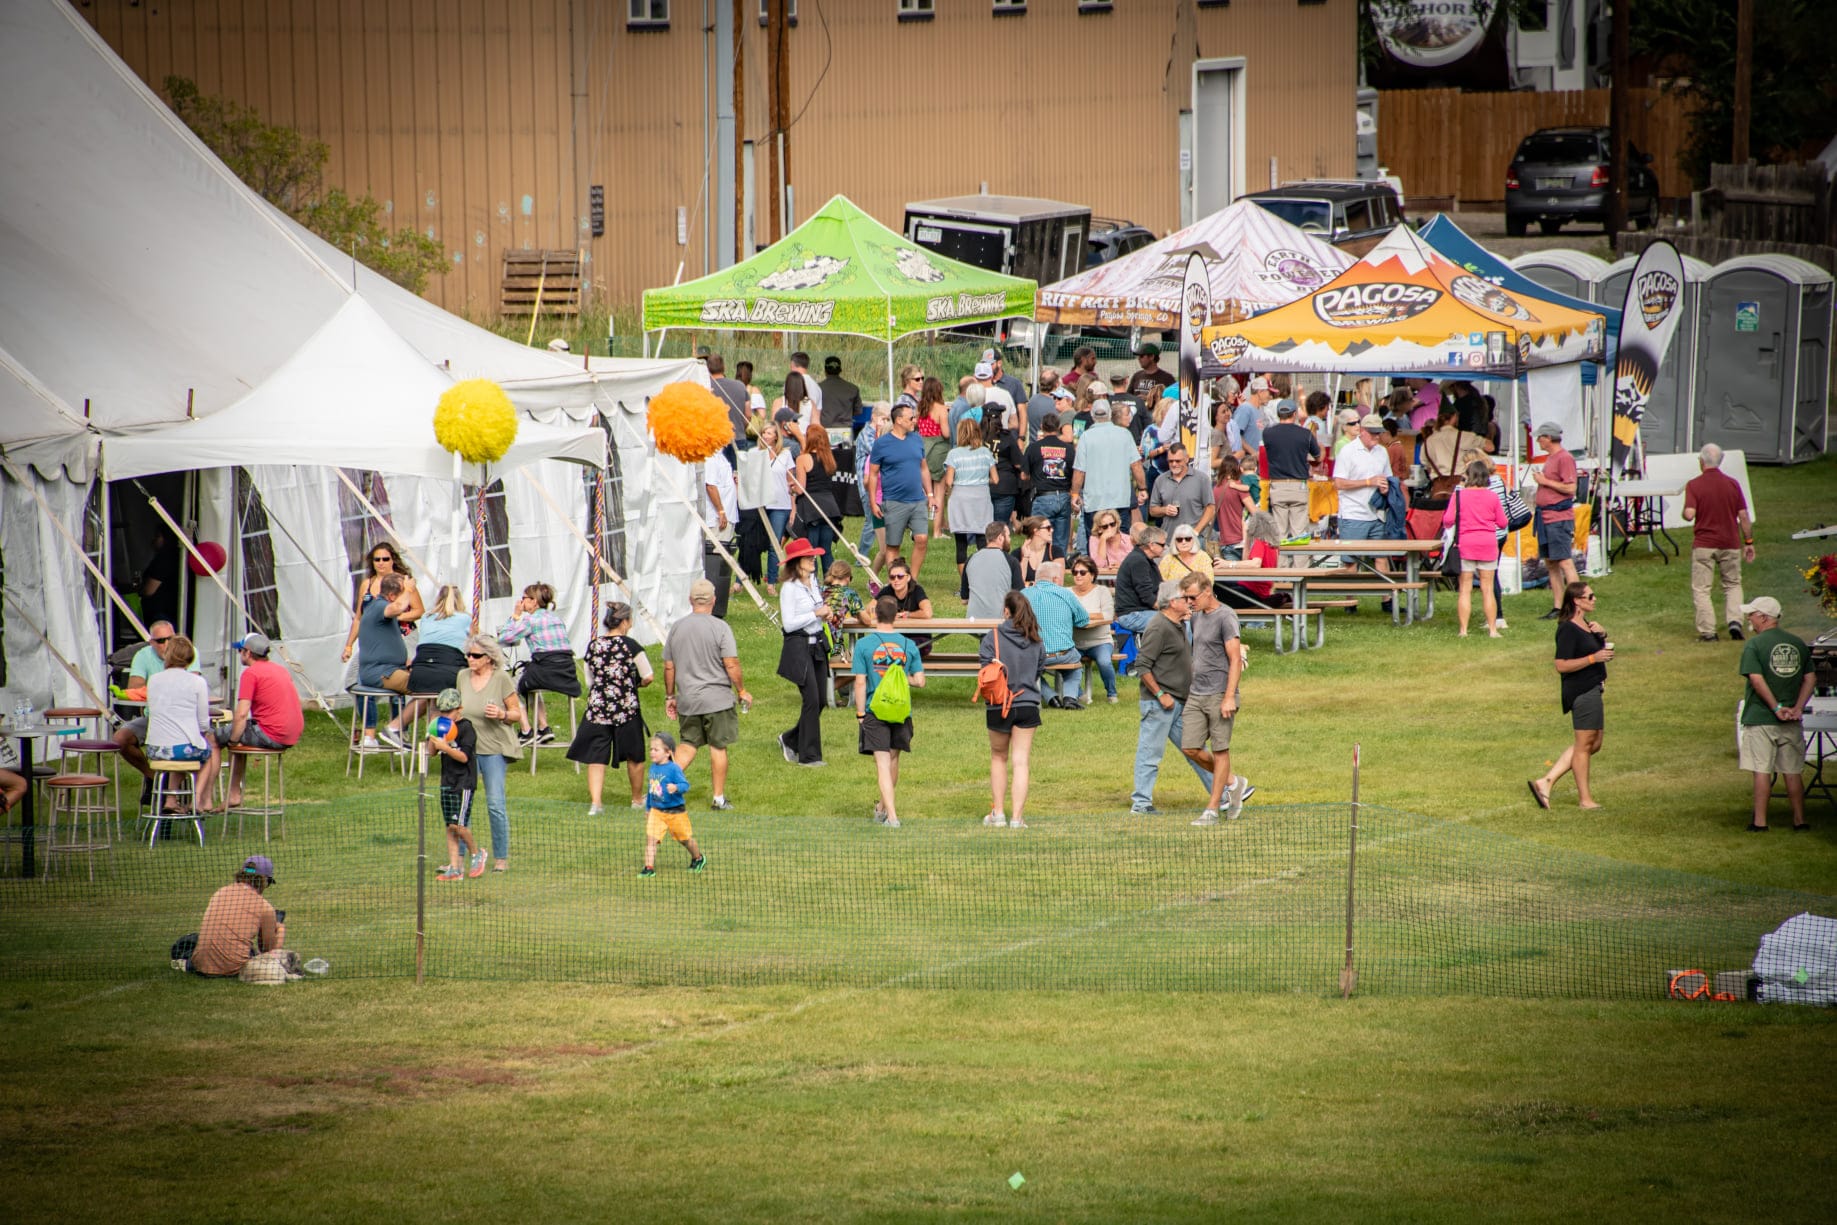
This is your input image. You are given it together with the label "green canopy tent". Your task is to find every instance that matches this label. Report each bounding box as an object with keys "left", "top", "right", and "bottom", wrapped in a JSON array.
[{"left": 641, "top": 194, "right": 1037, "bottom": 397}]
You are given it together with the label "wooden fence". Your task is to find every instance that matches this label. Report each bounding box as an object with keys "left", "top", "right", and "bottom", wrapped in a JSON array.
[{"left": 1377, "top": 87, "right": 1698, "bottom": 209}]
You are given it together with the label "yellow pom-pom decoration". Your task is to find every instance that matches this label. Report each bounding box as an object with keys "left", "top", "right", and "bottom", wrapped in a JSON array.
[
  {"left": 648, "top": 381, "right": 735, "bottom": 464},
  {"left": 433, "top": 379, "right": 519, "bottom": 465}
]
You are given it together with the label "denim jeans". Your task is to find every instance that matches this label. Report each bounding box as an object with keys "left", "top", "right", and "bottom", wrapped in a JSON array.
[
  {"left": 764, "top": 508, "right": 791, "bottom": 581},
  {"left": 1114, "top": 609, "right": 1157, "bottom": 636},
  {"left": 478, "top": 752, "right": 510, "bottom": 859},
  {"left": 1078, "top": 640, "right": 1117, "bottom": 698},
  {"left": 1132, "top": 697, "right": 1214, "bottom": 809},
  {"left": 857, "top": 512, "right": 880, "bottom": 567},
  {"left": 803, "top": 519, "right": 836, "bottom": 576},
  {"left": 1338, "top": 515, "right": 1382, "bottom": 565},
  {"left": 991, "top": 495, "right": 1016, "bottom": 527},
  {"left": 1032, "top": 490, "right": 1072, "bottom": 556},
  {"left": 1043, "top": 647, "right": 1082, "bottom": 701}
]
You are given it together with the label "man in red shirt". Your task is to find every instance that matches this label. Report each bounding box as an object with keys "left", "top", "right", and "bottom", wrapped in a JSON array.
[
  {"left": 214, "top": 632, "right": 304, "bottom": 807},
  {"left": 1529, "top": 422, "right": 1580, "bottom": 620},
  {"left": 1681, "top": 442, "right": 1755, "bottom": 642}
]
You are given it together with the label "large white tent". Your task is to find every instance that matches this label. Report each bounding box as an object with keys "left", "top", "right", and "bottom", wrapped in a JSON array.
[{"left": 0, "top": 0, "right": 705, "bottom": 711}]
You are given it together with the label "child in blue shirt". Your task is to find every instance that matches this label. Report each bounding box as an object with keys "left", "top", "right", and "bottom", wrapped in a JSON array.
[{"left": 642, "top": 732, "right": 704, "bottom": 877}]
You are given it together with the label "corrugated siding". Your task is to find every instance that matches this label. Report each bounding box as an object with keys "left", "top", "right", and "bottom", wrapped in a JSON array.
[{"left": 83, "top": 0, "right": 1353, "bottom": 315}]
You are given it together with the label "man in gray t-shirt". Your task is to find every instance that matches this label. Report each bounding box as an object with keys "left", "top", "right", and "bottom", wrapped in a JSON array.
[
  {"left": 965, "top": 523, "right": 1020, "bottom": 619},
  {"left": 662, "top": 580, "right": 751, "bottom": 809},
  {"left": 1180, "top": 575, "right": 1248, "bottom": 825},
  {"left": 1147, "top": 445, "right": 1214, "bottom": 533}
]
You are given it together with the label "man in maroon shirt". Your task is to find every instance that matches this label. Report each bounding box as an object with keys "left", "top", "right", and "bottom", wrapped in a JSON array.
[
  {"left": 1529, "top": 422, "right": 1580, "bottom": 620},
  {"left": 1682, "top": 442, "right": 1755, "bottom": 642}
]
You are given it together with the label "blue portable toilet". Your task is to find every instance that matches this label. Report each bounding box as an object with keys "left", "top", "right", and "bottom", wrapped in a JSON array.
[
  {"left": 1600, "top": 252, "right": 1713, "bottom": 458},
  {"left": 1693, "top": 254, "right": 1832, "bottom": 464}
]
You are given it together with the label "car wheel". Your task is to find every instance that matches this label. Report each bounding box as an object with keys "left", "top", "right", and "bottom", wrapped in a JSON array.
[
  {"left": 1637, "top": 198, "right": 1658, "bottom": 231},
  {"left": 1538, "top": 219, "right": 1563, "bottom": 236},
  {"left": 1505, "top": 216, "right": 1527, "bottom": 238}
]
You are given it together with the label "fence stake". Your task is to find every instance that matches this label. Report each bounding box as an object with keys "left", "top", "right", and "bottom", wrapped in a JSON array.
[
  {"left": 1340, "top": 743, "right": 1361, "bottom": 1001},
  {"left": 415, "top": 746, "right": 427, "bottom": 988}
]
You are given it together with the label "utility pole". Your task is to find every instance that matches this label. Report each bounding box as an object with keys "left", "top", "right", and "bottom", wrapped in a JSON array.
[
  {"left": 1606, "top": 0, "right": 1630, "bottom": 237},
  {"left": 764, "top": 0, "right": 782, "bottom": 244},
  {"left": 734, "top": 0, "right": 745, "bottom": 262},
  {"left": 1732, "top": 0, "right": 1754, "bottom": 163},
  {"left": 773, "top": 0, "right": 790, "bottom": 234}
]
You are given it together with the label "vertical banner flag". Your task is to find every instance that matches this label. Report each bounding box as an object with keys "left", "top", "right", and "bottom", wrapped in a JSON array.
[
  {"left": 1610, "top": 240, "right": 1686, "bottom": 472},
  {"left": 1177, "top": 253, "right": 1210, "bottom": 470}
]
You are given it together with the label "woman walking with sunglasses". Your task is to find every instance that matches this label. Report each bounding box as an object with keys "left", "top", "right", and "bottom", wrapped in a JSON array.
[
  {"left": 456, "top": 633, "right": 522, "bottom": 870},
  {"left": 1529, "top": 581, "right": 1613, "bottom": 811}
]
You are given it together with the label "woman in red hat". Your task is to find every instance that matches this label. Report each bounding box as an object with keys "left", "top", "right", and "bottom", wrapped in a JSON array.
[{"left": 775, "top": 537, "right": 835, "bottom": 766}]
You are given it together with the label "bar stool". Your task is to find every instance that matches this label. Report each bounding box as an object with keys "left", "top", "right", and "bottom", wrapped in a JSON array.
[
  {"left": 45, "top": 707, "right": 107, "bottom": 738},
  {"left": 525, "top": 693, "right": 580, "bottom": 775},
  {"left": 59, "top": 738, "right": 125, "bottom": 838},
  {"left": 142, "top": 761, "right": 206, "bottom": 847},
  {"left": 220, "top": 746, "right": 287, "bottom": 842},
  {"left": 401, "top": 692, "right": 444, "bottom": 753},
  {"left": 42, "top": 773, "right": 113, "bottom": 881},
  {"left": 347, "top": 684, "right": 406, "bottom": 779}
]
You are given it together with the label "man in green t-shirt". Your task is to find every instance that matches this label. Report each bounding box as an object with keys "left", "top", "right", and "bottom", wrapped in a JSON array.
[{"left": 1736, "top": 596, "right": 1815, "bottom": 832}]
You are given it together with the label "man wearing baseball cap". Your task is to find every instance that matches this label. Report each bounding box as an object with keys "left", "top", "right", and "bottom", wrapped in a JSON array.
[
  {"left": 1332, "top": 413, "right": 1396, "bottom": 578},
  {"left": 214, "top": 632, "right": 303, "bottom": 809},
  {"left": 190, "top": 854, "right": 287, "bottom": 977},
  {"left": 1736, "top": 596, "right": 1815, "bottom": 831},
  {"left": 1127, "top": 341, "right": 1175, "bottom": 406},
  {"left": 973, "top": 359, "right": 1017, "bottom": 434},
  {"left": 982, "top": 347, "right": 1025, "bottom": 416},
  {"left": 1529, "top": 421, "right": 1580, "bottom": 620}
]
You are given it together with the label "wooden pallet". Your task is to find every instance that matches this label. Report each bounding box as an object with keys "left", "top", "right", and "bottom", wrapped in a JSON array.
[{"left": 499, "top": 249, "right": 582, "bottom": 316}]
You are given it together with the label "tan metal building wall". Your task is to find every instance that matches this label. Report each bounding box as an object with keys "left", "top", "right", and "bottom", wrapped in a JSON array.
[{"left": 81, "top": 0, "right": 1354, "bottom": 318}]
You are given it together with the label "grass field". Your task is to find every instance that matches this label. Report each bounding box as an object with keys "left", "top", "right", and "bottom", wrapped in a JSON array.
[{"left": 4, "top": 456, "right": 1837, "bottom": 1221}]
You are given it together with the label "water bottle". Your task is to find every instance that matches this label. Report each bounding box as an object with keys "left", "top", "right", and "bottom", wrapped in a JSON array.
[
  {"left": 303, "top": 958, "right": 330, "bottom": 976},
  {"left": 13, "top": 697, "right": 30, "bottom": 730}
]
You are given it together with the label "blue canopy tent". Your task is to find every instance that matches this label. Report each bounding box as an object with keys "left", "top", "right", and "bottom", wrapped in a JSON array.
[{"left": 1417, "top": 215, "right": 1618, "bottom": 474}]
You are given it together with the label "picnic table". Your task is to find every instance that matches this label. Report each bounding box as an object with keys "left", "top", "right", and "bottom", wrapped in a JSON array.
[
  {"left": 1278, "top": 539, "right": 1441, "bottom": 624},
  {"left": 829, "top": 618, "right": 1079, "bottom": 690}
]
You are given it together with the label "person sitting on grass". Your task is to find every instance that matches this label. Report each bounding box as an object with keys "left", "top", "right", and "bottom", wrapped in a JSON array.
[
  {"left": 641, "top": 732, "right": 705, "bottom": 877},
  {"left": 427, "top": 688, "right": 486, "bottom": 881},
  {"left": 189, "top": 854, "right": 287, "bottom": 978},
  {"left": 499, "top": 582, "right": 579, "bottom": 746},
  {"left": 853, "top": 593, "right": 927, "bottom": 828}
]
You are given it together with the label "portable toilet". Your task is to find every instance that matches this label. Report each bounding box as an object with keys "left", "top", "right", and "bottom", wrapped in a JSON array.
[
  {"left": 1600, "top": 252, "right": 1713, "bottom": 457},
  {"left": 1511, "top": 249, "right": 1611, "bottom": 304},
  {"left": 1693, "top": 254, "right": 1833, "bottom": 464}
]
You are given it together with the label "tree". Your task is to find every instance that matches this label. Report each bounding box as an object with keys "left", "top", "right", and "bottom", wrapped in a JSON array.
[
  {"left": 1633, "top": 0, "right": 1837, "bottom": 184},
  {"left": 165, "top": 76, "right": 448, "bottom": 294}
]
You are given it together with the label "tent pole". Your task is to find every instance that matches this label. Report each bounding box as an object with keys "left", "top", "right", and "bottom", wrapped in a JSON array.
[
  {"left": 448, "top": 451, "right": 465, "bottom": 587},
  {"left": 331, "top": 468, "right": 436, "bottom": 580},
  {"left": 885, "top": 342, "right": 894, "bottom": 405},
  {"left": 99, "top": 476, "right": 115, "bottom": 674},
  {"left": 0, "top": 457, "right": 150, "bottom": 643},
  {"left": 513, "top": 465, "right": 675, "bottom": 642},
  {"left": 2, "top": 591, "right": 115, "bottom": 722},
  {"left": 142, "top": 496, "right": 343, "bottom": 727},
  {"left": 1028, "top": 318, "right": 1041, "bottom": 401}
]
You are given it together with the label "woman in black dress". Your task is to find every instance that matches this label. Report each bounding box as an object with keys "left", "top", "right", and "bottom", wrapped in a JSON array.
[{"left": 1529, "top": 581, "right": 1614, "bottom": 810}]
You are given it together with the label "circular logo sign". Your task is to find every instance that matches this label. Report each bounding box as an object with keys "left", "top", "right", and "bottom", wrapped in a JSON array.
[
  {"left": 1373, "top": 0, "right": 1496, "bottom": 69},
  {"left": 1449, "top": 275, "right": 1537, "bottom": 322},
  {"left": 1263, "top": 249, "right": 1331, "bottom": 290}
]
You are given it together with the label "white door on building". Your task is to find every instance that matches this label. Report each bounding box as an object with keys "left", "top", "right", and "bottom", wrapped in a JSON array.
[{"left": 1192, "top": 59, "right": 1245, "bottom": 219}]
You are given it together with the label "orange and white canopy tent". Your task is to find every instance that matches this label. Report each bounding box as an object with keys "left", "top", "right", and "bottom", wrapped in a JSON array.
[
  {"left": 1199, "top": 225, "right": 1607, "bottom": 380},
  {"left": 1036, "top": 200, "right": 1352, "bottom": 331}
]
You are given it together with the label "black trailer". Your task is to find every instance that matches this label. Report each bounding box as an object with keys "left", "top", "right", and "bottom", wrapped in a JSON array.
[{"left": 903, "top": 193, "right": 1092, "bottom": 287}]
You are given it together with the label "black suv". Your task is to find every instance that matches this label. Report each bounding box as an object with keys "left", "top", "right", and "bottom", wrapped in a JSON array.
[
  {"left": 1505, "top": 126, "right": 1659, "bottom": 236},
  {"left": 1086, "top": 217, "right": 1156, "bottom": 268},
  {"left": 1239, "top": 180, "right": 1404, "bottom": 255}
]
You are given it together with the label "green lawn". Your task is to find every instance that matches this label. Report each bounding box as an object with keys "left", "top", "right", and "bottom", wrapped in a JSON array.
[{"left": 4, "top": 455, "right": 1836, "bottom": 1221}]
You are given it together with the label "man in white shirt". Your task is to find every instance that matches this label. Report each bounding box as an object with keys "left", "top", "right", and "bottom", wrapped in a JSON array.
[
  {"left": 1332, "top": 412, "right": 1395, "bottom": 578},
  {"left": 702, "top": 450, "right": 737, "bottom": 618},
  {"left": 975, "top": 360, "right": 1018, "bottom": 436}
]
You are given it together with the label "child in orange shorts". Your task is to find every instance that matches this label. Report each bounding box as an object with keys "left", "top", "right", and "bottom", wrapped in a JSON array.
[{"left": 641, "top": 732, "right": 704, "bottom": 877}]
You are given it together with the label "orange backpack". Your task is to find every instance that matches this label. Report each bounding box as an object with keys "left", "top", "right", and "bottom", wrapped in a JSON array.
[{"left": 974, "top": 627, "right": 1014, "bottom": 717}]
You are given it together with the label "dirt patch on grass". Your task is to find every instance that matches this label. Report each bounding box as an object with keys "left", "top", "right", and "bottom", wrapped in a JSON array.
[{"left": 1470, "top": 1100, "right": 1733, "bottom": 1137}]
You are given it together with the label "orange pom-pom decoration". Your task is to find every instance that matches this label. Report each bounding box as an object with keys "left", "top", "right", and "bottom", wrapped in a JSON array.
[{"left": 647, "top": 381, "right": 735, "bottom": 464}]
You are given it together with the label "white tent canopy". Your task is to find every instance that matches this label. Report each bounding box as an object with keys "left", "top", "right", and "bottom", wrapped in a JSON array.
[
  {"left": 1036, "top": 200, "right": 1355, "bottom": 330},
  {"left": 0, "top": 0, "right": 710, "bottom": 710}
]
